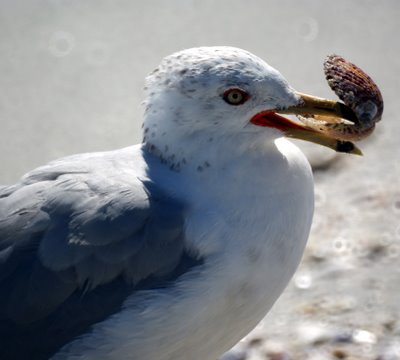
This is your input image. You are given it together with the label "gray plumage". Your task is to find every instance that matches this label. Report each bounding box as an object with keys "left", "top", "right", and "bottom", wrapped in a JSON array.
[{"left": 0, "top": 145, "right": 200, "bottom": 359}]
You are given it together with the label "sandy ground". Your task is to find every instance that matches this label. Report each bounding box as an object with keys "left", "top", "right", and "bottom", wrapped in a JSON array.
[{"left": 0, "top": 1, "right": 399, "bottom": 359}]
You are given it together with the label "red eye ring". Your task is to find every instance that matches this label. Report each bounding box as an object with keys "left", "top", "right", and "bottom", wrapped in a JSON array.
[{"left": 222, "top": 88, "right": 250, "bottom": 105}]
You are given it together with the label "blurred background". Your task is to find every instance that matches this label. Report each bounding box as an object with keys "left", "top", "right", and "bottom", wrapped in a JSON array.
[{"left": 0, "top": 1, "right": 399, "bottom": 359}]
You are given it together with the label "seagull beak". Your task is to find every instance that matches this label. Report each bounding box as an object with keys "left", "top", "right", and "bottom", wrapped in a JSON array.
[{"left": 250, "top": 92, "right": 362, "bottom": 155}]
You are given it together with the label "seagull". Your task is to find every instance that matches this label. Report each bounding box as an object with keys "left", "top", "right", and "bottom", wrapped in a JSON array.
[{"left": 0, "top": 46, "right": 358, "bottom": 360}]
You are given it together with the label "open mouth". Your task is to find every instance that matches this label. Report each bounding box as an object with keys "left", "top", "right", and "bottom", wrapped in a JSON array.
[{"left": 250, "top": 92, "right": 362, "bottom": 155}]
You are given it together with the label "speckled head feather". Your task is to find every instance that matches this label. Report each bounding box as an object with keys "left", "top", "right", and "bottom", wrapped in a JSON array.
[{"left": 142, "top": 46, "right": 301, "bottom": 167}]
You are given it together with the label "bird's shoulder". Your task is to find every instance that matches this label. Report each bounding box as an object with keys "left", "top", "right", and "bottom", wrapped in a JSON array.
[{"left": 0, "top": 145, "right": 200, "bottom": 359}]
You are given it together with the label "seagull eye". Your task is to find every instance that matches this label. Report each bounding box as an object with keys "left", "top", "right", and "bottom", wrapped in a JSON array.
[{"left": 223, "top": 88, "right": 249, "bottom": 105}]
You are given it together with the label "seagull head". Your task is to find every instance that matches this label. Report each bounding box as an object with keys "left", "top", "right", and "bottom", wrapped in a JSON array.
[{"left": 142, "top": 46, "right": 359, "bottom": 167}]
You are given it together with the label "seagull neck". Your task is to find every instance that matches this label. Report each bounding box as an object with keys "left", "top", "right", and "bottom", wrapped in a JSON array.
[
  {"left": 142, "top": 134, "right": 219, "bottom": 173},
  {"left": 142, "top": 129, "right": 275, "bottom": 174}
]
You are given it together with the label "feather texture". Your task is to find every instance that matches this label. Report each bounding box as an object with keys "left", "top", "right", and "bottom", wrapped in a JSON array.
[{"left": 0, "top": 145, "right": 200, "bottom": 360}]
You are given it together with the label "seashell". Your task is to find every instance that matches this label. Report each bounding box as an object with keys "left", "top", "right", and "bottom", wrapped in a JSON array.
[
  {"left": 298, "top": 55, "right": 384, "bottom": 142},
  {"left": 323, "top": 54, "right": 383, "bottom": 137}
]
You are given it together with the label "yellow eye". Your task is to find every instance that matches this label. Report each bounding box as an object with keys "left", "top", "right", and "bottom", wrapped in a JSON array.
[{"left": 223, "top": 88, "right": 249, "bottom": 105}]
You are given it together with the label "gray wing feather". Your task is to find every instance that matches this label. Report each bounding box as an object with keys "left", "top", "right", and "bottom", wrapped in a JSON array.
[{"left": 0, "top": 147, "right": 190, "bottom": 325}]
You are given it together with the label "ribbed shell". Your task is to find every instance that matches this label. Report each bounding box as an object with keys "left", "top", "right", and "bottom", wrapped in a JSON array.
[{"left": 324, "top": 54, "right": 384, "bottom": 126}]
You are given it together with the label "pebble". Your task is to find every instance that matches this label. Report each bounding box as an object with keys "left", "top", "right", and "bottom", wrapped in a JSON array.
[
  {"left": 295, "top": 322, "right": 332, "bottom": 345},
  {"left": 352, "top": 329, "right": 377, "bottom": 344},
  {"left": 331, "top": 349, "right": 347, "bottom": 359}
]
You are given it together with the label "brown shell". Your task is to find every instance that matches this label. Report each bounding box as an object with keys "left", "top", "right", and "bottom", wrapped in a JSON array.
[{"left": 324, "top": 54, "right": 384, "bottom": 129}]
